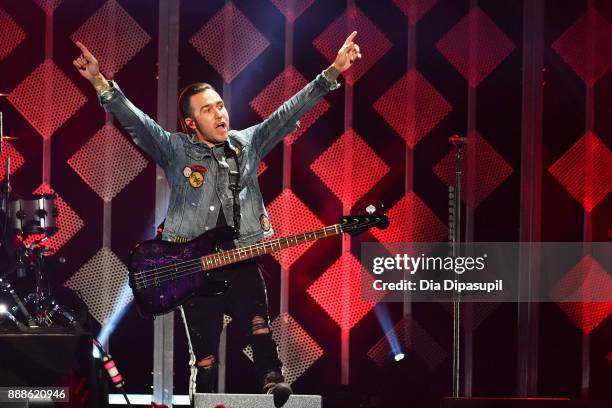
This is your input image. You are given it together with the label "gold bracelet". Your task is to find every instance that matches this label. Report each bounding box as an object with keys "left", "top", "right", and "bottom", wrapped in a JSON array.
[
  {"left": 92, "top": 73, "right": 111, "bottom": 94},
  {"left": 323, "top": 65, "right": 341, "bottom": 82}
]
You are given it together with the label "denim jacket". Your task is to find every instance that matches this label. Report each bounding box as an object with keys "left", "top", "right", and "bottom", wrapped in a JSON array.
[{"left": 100, "top": 72, "right": 339, "bottom": 246}]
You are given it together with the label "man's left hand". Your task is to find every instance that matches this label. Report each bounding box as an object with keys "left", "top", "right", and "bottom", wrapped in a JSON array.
[{"left": 332, "top": 31, "right": 362, "bottom": 72}]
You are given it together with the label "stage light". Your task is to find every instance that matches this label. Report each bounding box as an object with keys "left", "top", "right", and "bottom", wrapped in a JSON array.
[
  {"left": 373, "top": 303, "right": 403, "bottom": 359},
  {"left": 0, "top": 304, "right": 7, "bottom": 314},
  {"left": 92, "top": 283, "right": 133, "bottom": 358},
  {"left": 394, "top": 352, "right": 405, "bottom": 362}
]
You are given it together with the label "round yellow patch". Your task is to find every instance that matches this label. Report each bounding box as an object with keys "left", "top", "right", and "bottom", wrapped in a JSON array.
[{"left": 189, "top": 171, "right": 204, "bottom": 188}]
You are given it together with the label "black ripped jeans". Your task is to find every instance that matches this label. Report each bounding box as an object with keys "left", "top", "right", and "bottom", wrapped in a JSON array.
[{"left": 180, "top": 259, "right": 282, "bottom": 392}]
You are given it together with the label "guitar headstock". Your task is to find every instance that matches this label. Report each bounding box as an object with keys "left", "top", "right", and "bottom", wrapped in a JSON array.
[{"left": 340, "top": 205, "right": 389, "bottom": 236}]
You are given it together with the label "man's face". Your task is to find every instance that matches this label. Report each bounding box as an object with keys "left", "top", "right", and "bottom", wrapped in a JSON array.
[{"left": 186, "top": 89, "right": 230, "bottom": 146}]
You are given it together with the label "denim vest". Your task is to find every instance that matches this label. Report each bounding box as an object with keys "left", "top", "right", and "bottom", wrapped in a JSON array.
[{"left": 100, "top": 72, "right": 338, "bottom": 246}]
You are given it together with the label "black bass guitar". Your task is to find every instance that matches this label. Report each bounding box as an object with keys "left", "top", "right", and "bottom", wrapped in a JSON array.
[{"left": 128, "top": 213, "right": 389, "bottom": 318}]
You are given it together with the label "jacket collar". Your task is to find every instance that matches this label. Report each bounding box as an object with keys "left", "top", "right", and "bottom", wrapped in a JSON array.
[{"left": 183, "top": 131, "right": 241, "bottom": 151}]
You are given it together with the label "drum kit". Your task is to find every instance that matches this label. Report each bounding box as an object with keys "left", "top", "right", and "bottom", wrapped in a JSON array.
[{"left": 0, "top": 100, "right": 77, "bottom": 331}]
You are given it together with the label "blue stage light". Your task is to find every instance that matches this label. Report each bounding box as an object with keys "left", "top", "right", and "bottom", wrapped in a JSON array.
[
  {"left": 374, "top": 303, "right": 403, "bottom": 359},
  {"left": 92, "top": 283, "right": 133, "bottom": 357}
]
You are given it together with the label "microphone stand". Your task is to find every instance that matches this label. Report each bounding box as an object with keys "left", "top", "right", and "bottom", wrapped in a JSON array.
[
  {"left": 449, "top": 135, "right": 466, "bottom": 398},
  {"left": 92, "top": 338, "right": 133, "bottom": 408}
]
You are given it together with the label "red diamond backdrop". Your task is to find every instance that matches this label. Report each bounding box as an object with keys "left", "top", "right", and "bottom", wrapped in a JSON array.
[{"left": 0, "top": 0, "right": 610, "bottom": 403}]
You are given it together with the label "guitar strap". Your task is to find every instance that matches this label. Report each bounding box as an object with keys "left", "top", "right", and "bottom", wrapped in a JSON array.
[{"left": 225, "top": 146, "right": 241, "bottom": 238}]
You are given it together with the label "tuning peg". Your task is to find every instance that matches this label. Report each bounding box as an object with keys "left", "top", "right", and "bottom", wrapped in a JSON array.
[{"left": 366, "top": 204, "right": 376, "bottom": 215}]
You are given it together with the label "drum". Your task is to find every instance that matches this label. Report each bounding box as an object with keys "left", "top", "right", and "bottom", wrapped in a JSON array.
[{"left": 7, "top": 194, "right": 58, "bottom": 236}]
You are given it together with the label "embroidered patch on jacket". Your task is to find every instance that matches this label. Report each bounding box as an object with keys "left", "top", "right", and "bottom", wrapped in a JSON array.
[
  {"left": 190, "top": 164, "right": 207, "bottom": 173},
  {"left": 259, "top": 214, "right": 271, "bottom": 231},
  {"left": 189, "top": 171, "right": 204, "bottom": 188}
]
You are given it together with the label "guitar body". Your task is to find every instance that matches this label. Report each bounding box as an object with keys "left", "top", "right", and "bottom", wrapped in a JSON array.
[{"left": 128, "top": 226, "right": 235, "bottom": 319}]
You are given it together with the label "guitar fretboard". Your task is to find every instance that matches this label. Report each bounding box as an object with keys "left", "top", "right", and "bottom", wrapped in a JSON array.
[{"left": 200, "top": 224, "right": 341, "bottom": 270}]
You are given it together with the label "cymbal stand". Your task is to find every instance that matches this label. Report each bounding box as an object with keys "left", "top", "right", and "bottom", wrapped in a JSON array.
[
  {"left": 21, "top": 236, "right": 53, "bottom": 326},
  {"left": 0, "top": 276, "right": 36, "bottom": 328}
]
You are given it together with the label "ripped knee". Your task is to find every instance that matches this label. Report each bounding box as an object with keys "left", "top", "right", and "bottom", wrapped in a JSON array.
[
  {"left": 196, "top": 355, "right": 216, "bottom": 369},
  {"left": 251, "top": 316, "right": 270, "bottom": 335}
]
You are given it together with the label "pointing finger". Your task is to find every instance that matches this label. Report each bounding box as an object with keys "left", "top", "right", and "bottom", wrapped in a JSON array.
[
  {"left": 75, "top": 41, "right": 93, "bottom": 58},
  {"left": 344, "top": 31, "right": 357, "bottom": 45}
]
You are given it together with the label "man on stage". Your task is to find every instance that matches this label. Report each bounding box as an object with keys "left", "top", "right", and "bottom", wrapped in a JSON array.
[{"left": 72, "top": 32, "right": 361, "bottom": 405}]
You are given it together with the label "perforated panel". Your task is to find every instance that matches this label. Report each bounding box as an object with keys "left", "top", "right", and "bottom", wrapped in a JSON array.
[
  {"left": 70, "top": 0, "right": 151, "bottom": 78},
  {"left": 367, "top": 313, "right": 446, "bottom": 370},
  {"left": 313, "top": 5, "right": 392, "bottom": 85},
  {"left": 189, "top": 3, "right": 269, "bottom": 83},
  {"left": 242, "top": 313, "right": 323, "bottom": 385},
  {"left": 34, "top": 0, "right": 64, "bottom": 16},
  {"left": 556, "top": 302, "right": 612, "bottom": 335},
  {"left": 250, "top": 66, "right": 329, "bottom": 146},
  {"left": 371, "top": 191, "right": 446, "bottom": 243},
  {"left": 22, "top": 183, "right": 84, "bottom": 252},
  {"left": 270, "top": 0, "right": 315, "bottom": 23},
  {"left": 65, "top": 247, "right": 133, "bottom": 325},
  {"left": 7, "top": 59, "right": 87, "bottom": 139},
  {"left": 440, "top": 302, "right": 501, "bottom": 331},
  {"left": 271, "top": 313, "right": 323, "bottom": 384},
  {"left": 548, "top": 131, "right": 612, "bottom": 213},
  {"left": 307, "top": 253, "right": 384, "bottom": 331},
  {"left": 0, "top": 7, "right": 26, "bottom": 61},
  {"left": 433, "top": 131, "right": 513, "bottom": 208},
  {"left": 436, "top": 7, "right": 516, "bottom": 87},
  {"left": 67, "top": 123, "right": 148, "bottom": 202},
  {"left": 552, "top": 7, "right": 612, "bottom": 86},
  {"left": 310, "top": 129, "right": 389, "bottom": 208},
  {"left": 392, "top": 0, "right": 440, "bottom": 25},
  {"left": 243, "top": 345, "right": 254, "bottom": 361},
  {"left": 552, "top": 255, "right": 612, "bottom": 334},
  {"left": 223, "top": 314, "right": 232, "bottom": 328},
  {"left": 266, "top": 188, "right": 323, "bottom": 269},
  {"left": 257, "top": 161, "right": 268, "bottom": 177},
  {"left": 0, "top": 142, "right": 25, "bottom": 182},
  {"left": 374, "top": 69, "right": 452, "bottom": 148}
]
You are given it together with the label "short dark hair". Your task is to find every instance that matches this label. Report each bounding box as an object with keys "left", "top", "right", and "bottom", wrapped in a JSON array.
[{"left": 178, "top": 82, "right": 216, "bottom": 133}]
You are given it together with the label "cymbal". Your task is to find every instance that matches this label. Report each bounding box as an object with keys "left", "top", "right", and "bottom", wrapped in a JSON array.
[
  {"left": 1, "top": 136, "right": 17, "bottom": 140},
  {"left": 0, "top": 92, "right": 7, "bottom": 97}
]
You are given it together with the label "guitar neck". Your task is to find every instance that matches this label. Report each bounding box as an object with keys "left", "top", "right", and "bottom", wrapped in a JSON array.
[{"left": 200, "top": 224, "right": 342, "bottom": 270}]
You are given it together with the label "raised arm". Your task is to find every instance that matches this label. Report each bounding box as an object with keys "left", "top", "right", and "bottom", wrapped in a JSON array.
[
  {"left": 73, "top": 41, "right": 175, "bottom": 167},
  {"left": 249, "top": 31, "right": 362, "bottom": 158}
]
